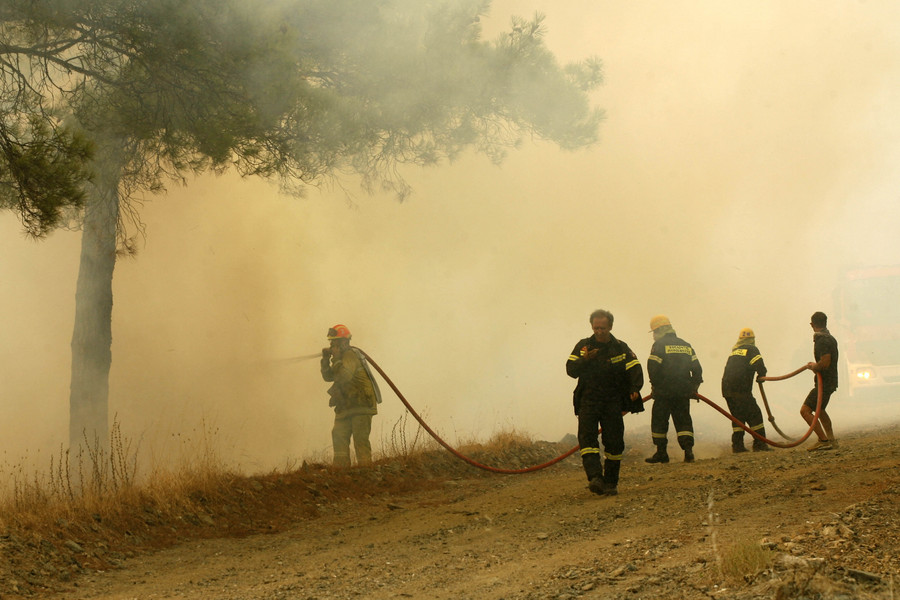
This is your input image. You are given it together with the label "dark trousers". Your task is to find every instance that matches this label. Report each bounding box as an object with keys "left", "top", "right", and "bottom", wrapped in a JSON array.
[
  {"left": 649, "top": 395, "right": 694, "bottom": 450},
  {"left": 577, "top": 400, "right": 625, "bottom": 485},
  {"left": 725, "top": 393, "right": 766, "bottom": 449}
]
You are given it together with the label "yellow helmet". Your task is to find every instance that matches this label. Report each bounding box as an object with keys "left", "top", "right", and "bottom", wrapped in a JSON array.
[
  {"left": 739, "top": 327, "right": 755, "bottom": 339},
  {"left": 649, "top": 314, "right": 671, "bottom": 331}
]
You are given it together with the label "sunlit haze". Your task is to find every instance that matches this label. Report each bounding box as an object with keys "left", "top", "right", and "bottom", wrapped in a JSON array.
[{"left": 2, "top": 0, "right": 900, "bottom": 475}]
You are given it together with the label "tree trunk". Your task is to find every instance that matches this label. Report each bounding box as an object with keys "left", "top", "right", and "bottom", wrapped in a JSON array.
[{"left": 69, "top": 144, "right": 121, "bottom": 452}]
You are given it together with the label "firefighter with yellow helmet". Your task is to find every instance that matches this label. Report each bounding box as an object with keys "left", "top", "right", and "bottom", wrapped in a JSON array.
[
  {"left": 320, "top": 324, "right": 380, "bottom": 467},
  {"left": 721, "top": 327, "right": 772, "bottom": 453},
  {"left": 646, "top": 315, "right": 703, "bottom": 463}
]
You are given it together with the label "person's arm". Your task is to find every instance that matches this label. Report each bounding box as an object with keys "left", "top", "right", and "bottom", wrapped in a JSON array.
[
  {"left": 647, "top": 343, "right": 662, "bottom": 387},
  {"left": 751, "top": 350, "right": 767, "bottom": 381},
  {"left": 320, "top": 349, "right": 335, "bottom": 382},
  {"left": 808, "top": 353, "right": 831, "bottom": 372},
  {"left": 331, "top": 350, "right": 361, "bottom": 385},
  {"left": 622, "top": 343, "right": 644, "bottom": 400},
  {"left": 566, "top": 341, "right": 597, "bottom": 379},
  {"left": 690, "top": 348, "right": 703, "bottom": 393}
]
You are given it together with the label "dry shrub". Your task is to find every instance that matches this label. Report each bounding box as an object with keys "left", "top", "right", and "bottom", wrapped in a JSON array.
[
  {"left": 381, "top": 411, "right": 434, "bottom": 460},
  {"left": 720, "top": 537, "right": 776, "bottom": 583},
  {"left": 704, "top": 492, "right": 773, "bottom": 586}
]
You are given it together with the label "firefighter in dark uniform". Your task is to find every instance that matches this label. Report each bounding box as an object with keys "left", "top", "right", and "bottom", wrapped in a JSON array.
[
  {"left": 721, "top": 327, "right": 771, "bottom": 453},
  {"left": 645, "top": 315, "right": 703, "bottom": 464},
  {"left": 566, "top": 309, "right": 644, "bottom": 496}
]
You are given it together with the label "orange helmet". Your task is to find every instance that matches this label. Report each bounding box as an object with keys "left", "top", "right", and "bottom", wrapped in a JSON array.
[{"left": 326, "top": 324, "right": 352, "bottom": 340}]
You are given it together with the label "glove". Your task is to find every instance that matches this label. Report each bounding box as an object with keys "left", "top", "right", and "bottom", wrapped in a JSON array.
[{"left": 621, "top": 394, "right": 644, "bottom": 414}]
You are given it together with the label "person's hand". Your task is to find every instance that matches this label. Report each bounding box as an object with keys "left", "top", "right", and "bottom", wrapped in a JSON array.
[
  {"left": 806, "top": 361, "right": 817, "bottom": 371},
  {"left": 582, "top": 348, "right": 599, "bottom": 361},
  {"left": 628, "top": 392, "right": 645, "bottom": 413},
  {"left": 322, "top": 347, "right": 331, "bottom": 359}
]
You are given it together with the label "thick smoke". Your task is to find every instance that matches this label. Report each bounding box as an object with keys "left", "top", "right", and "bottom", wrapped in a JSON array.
[{"left": 2, "top": 0, "right": 900, "bottom": 474}]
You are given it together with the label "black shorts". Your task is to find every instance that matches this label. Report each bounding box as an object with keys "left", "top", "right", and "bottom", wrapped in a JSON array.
[{"left": 803, "top": 387, "right": 835, "bottom": 411}]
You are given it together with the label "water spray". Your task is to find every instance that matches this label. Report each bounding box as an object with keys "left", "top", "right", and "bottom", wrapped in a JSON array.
[{"left": 266, "top": 353, "right": 323, "bottom": 365}]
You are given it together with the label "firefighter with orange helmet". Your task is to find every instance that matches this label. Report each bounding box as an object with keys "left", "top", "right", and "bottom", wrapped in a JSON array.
[
  {"left": 721, "top": 327, "right": 771, "bottom": 453},
  {"left": 645, "top": 315, "right": 703, "bottom": 464},
  {"left": 320, "top": 324, "right": 379, "bottom": 467}
]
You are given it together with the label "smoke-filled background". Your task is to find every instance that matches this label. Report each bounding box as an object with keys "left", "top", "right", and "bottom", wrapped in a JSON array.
[{"left": 3, "top": 0, "right": 900, "bottom": 473}]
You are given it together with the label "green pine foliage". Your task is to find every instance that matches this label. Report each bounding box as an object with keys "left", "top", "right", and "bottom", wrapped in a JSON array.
[{"left": 2, "top": 0, "right": 603, "bottom": 235}]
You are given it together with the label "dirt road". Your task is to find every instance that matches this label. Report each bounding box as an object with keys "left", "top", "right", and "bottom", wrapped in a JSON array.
[{"left": 29, "top": 423, "right": 899, "bottom": 600}]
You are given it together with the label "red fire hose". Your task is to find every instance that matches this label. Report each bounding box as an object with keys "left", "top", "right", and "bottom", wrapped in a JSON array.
[
  {"left": 358, "top": 348, "right": 579, "bottom": 473},
  {"left": 356, "top": 348, "right": 823, "bottom": 473},
  {"left": 696, "top": 367, "right": 823, "bottom": 449}
]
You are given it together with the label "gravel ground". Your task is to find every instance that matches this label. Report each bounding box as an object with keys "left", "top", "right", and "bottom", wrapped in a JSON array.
[{"left": 4, "top": 423, "right": 899, "bottom": 600}]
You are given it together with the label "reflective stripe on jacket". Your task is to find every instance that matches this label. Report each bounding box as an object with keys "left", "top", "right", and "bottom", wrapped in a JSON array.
[
  {"left": 647, "top": 333, "right": 703, "bottom": 398},
  {"left": 721, "top": 344, "right": 767, "bottom": 397}
]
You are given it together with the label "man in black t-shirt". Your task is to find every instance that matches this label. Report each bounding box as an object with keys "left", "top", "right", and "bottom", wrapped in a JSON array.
[{"left": 802, "top": 311, "right": 839, "bottom": 452}]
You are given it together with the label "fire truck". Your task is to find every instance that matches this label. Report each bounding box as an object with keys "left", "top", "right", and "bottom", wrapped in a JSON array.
[{"left": 832, "top": 265, "right": 900, "bottom": 399}]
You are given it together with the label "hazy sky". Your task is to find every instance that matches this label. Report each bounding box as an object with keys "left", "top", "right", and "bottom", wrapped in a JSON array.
[{"left": 3, "top": 0, "right": 900, "bottom": 473}]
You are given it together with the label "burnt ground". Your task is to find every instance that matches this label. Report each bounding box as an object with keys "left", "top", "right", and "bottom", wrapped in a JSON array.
[{"left": 3, "top": 422, "right": 899, "bottom": 600}]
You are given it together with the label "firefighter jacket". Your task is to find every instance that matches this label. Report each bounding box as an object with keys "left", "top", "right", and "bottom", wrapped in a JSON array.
[
  {"left": 321, "top": 347, "right": 378, "bottom": 419},
  {"left": 647, "top": 332, "right": 703, "bottom": 398},
  {"left": 721, "top": 343, "right": 767, "bottom": 397},
  {"left": 567, "top": 334, "right": 644, "bottom": 415}
]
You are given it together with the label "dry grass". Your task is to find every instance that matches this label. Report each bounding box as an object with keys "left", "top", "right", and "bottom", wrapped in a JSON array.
[
  {"left": 704, "top": 490, "right": 774, "bottom": 585},
  {"left": 720, "top": 537, "right": 776, "bottom": 583},
  {"left": 0, "top": 417, "right": 232, "bottom": 533},
  {"left": 0, "top": 418, "right": 565, "bottom": 597},
  {"left": 0, "top": 418, "right": 536, "bottom": 538},
  {"left": 2, "top": 421, "right": 136, "bottom": 530},
  {"left": 460, "top": 427, "right": 534, "bottom": 452}
]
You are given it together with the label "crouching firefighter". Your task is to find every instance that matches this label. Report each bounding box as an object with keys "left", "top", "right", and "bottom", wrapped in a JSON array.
[
  {"left": 320, "top": 324, "right": 381, "bottom": 467},
  {"left": 722, "top": 327, "right": 771, "bottom": 453},
  {"left": 566, "top": 309, "right": 645, "bottom": 497}
]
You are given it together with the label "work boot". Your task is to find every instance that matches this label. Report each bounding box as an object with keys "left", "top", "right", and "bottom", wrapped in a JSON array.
[
  {"left": 645, "top": 451, "right": 669, "bottom": 464},
  {"left": 603, "top": 485, "right": 618, "bottom": 496},
  {"left": 752, "top": 443, "right": 773, "bottom": 452},
  {"left": 807, "top": 439, "right": 833, "bottom": 452},
  {"left": 684, "top": 449, "right": 695, "bottom": 463},
  {"left": 732, "top": 445, "right": 748, "bottom": 454},
  {"left": 588, "top": 477, "right": 606, "bottom": 495}
]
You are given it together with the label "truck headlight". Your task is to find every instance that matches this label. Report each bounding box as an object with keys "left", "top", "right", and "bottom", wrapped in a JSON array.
[{"left": 852, "top": 367, "right": 875, "bottom": 381}]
